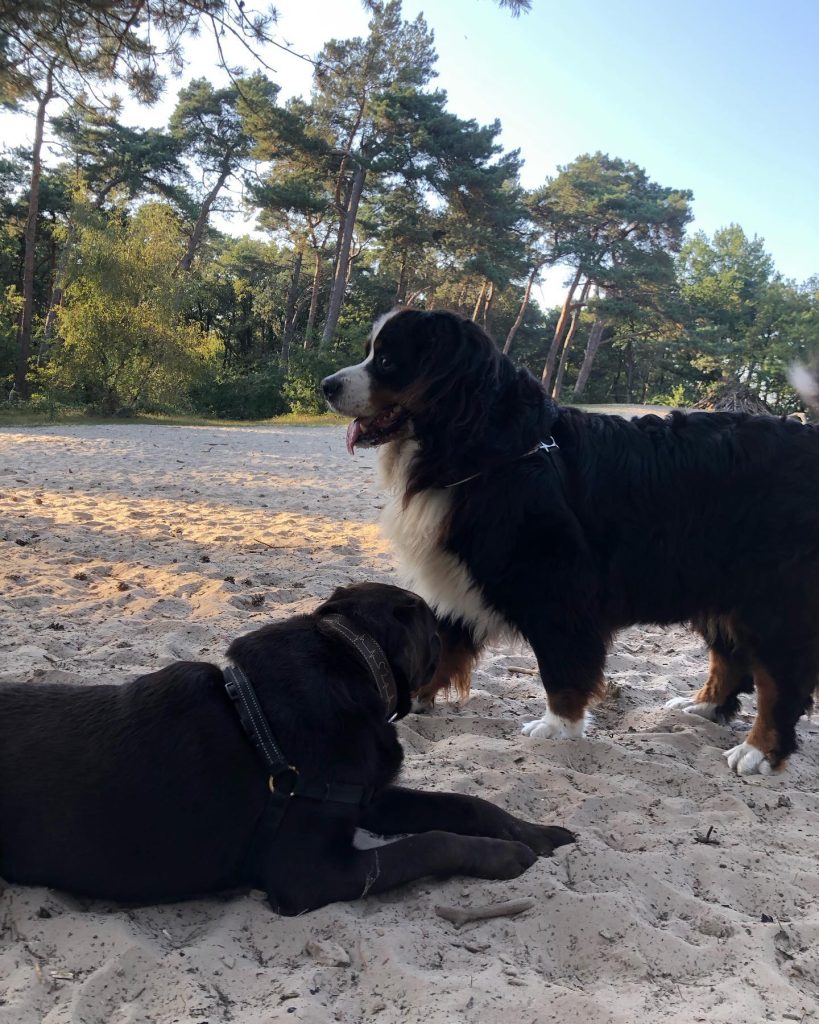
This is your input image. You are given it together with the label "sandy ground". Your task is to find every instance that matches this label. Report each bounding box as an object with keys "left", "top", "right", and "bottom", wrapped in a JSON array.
[{"left": 0, "top": 423, "right": 817, "bottom": 1024}]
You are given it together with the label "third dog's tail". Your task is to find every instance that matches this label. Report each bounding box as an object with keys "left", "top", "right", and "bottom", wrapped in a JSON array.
[{"left": 790, "top": 362, "right": 819, "bottom": 410}]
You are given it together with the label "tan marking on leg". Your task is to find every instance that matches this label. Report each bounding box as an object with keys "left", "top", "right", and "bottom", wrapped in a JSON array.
[
  {"left": 694, "top": 648, "right": 746, "bottom": 705},
  {"left": 548, "top": 675, "right": 606, "bottom": 723},
  {"left": 414, "top": 637, "right": 477, "bottom": 705},
  {"left": 747, "top": 665, "right": 783, "bottom": 764}
]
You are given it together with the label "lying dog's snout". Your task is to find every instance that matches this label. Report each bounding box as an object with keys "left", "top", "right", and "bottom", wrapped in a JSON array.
[{"left": 322, "top": 374, "right": 343, "bottom": 401}]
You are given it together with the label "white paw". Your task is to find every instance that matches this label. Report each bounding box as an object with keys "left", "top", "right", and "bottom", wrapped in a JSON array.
[
  {"left": 665, "top": 696, "right": 720, "bottom": 721},
  {"left": 410, "top": 696, "right": 433, "bottom": 714},
  {"left": 521, "top": 709, "right": 587, "bottom": 740},
  {"left": 724, "top": 741, "right": 773, "bottom": 776}
]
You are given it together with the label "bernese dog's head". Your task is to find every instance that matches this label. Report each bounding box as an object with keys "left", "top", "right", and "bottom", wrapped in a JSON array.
[{"left": 322, "top": 308, "right": 556, "bottom": 488}]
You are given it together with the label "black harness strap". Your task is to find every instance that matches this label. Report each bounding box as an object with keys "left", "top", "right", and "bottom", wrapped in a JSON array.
[
  {"left": 224, "top": 664, "right": 297, "bottom": 793},
  {"left": 223, "top": 662, "right": 370, "bottom": 805},
  {"left": 224, "top": 658, "right": 384, "bottom": 881}
]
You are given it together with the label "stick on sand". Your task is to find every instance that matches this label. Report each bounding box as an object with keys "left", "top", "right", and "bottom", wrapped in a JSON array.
[{"left": 434, "top": 899, "right": 535, "bottom": 928}]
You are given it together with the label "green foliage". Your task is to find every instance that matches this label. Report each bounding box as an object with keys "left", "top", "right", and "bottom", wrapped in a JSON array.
[
  {"left": 189, "top": 364, "right": 288, "bottom": 420},
  {"left": 52, "top": 102, "right": 188, "bottom": 211},
  {"left": 1, "top": 2, "right": 816, "bottom": 420},
  {"left": 282, "top": 351, "right": 340, "bottom": 415},
  {"left": 0, "top": 0, "right": 276, "bottom": 107},
  {"left": 55, "top": 201, "right": 215, "bottom": 413},
  {"left": 0, "top": 285, "right": 22, "bottom": 385}
]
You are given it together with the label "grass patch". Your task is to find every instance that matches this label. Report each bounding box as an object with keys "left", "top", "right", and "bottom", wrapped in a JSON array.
[{"left": 0, "top": 407, "right": 347, "bottom": 429}]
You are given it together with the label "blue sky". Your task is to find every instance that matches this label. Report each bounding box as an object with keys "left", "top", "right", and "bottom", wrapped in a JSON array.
[
  {"left": 4, "top": 0, "right": 817, "bottom": 301},
  {"left": 410, "top": 0, "right": 819, "bottom": 286}
]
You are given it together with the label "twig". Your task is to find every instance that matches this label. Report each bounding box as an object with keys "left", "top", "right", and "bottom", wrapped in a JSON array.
[
  {"left": 693, "top": 825, "right": 719, "bottom": 846},
  {"left": 507, "top": 666, "right": 538, "bottom": 676},
  {"left": 249, "top": 538, "right": 301, "bottom": 549},
  {"left": 434, "top": 899, "right": 535, "bottom": 928}
]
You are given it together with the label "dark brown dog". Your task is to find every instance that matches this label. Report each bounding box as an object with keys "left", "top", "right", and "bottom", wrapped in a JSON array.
[{"left": 0, "top": 582, "right": 573, "bottom": 914}]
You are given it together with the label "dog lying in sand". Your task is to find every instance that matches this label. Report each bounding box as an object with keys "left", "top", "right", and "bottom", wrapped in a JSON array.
[
  {"left": 323, "top": 308, "right": 819, "bottom": 777},
  {"left": 0, "top": 582, "right": 573, "bottom": 914}
]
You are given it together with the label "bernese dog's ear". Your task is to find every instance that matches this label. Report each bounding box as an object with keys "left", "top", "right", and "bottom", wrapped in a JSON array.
[
  {"left": 515, "top": 367, "right": 559, "bottom": 433},
  {"left": 409, "top": 312, "right": 502, "bottom": 419}
]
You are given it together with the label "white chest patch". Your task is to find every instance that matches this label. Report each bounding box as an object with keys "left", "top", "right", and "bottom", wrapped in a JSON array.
[{"left": 378, "top": 442, "right": 513, "bottom": 644}]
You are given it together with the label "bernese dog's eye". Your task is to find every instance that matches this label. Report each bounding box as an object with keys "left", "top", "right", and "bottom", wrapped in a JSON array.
[{"left": 376, "top": 354, "right": 394, "bottom": 372}]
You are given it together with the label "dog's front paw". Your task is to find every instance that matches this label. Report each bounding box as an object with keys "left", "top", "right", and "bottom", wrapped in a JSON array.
[
  {"left": 725, "top": 741, "right": 774, "bottom": 776},
  {"left": 665, "top": 695, "right": 721, "bottom": 722},
  {"left": 509, "top": 822, "right": 575, "bottom": 857},
  {"left": 521, "top": 709, "right": 586, "bottom": 740}
]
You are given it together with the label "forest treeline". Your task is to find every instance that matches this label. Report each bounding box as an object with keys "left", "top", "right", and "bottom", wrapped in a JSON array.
[{"left": 1, "top": 0, "right": 817, "bottom": 418}]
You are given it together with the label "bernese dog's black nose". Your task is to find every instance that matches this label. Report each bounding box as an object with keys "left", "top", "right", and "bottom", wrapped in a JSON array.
[{"left": 322, "top": 375, "right": 342, "bottom": 400}]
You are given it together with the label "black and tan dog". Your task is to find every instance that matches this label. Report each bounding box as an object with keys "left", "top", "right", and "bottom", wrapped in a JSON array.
[
  {"left": 323, "top": 308, "right": 819, "bottom": 777},
  {"left": 0, "top": 582, "right": 572, "bottom": 914}
]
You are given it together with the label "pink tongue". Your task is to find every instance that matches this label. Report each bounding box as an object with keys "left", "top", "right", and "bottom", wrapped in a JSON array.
[{"left": 346, "top": 419, "right": 364, "bottom": 455}]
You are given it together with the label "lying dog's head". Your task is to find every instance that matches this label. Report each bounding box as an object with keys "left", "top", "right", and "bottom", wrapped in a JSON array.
[
  {"left": 321, "top": 309, "right": 556, "bottom": 487},
  {"left": 315, "top": 581, "right": 440, "bottom": 720}
]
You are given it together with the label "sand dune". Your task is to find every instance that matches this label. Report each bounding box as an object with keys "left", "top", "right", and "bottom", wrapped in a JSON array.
[{"left": 1, "top": 424, "right": 817, "bottom": 1024}]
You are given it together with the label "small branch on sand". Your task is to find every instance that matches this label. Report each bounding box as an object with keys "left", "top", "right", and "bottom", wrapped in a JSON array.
[
  {"left": 507, "top": 666, "right": 538, "bottom": 676},
  {"left": 250, "top": 538, "right": 301, "bottom": 549},
  {"left": 434, "top": 899, "right": 535, "bottom": 928},
  {"left": 693, "top": 825, "right": 719, "bottom": 846}
]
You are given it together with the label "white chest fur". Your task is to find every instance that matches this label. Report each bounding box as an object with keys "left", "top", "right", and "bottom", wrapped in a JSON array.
[{"left": 378, "top": 442, "right": 512, "bottom": 644}]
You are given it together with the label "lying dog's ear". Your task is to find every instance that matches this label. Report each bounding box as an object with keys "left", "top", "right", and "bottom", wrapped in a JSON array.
[
  {"left": 315, "top": 585, "right": 441, "bottom": 718},
  {"left": 388, "top": 601, "right": 441, "bottom": 708},
  {"left": 392, "top": 601, "right": 441, "bottom": 685}
]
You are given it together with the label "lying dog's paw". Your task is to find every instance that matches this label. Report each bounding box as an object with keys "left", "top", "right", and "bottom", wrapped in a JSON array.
[
  {"left": 725, "top": 741, "right": 774, "bottom": 776},
  {"left": 665, "top": 695, "right": 721, "bottom": 722},
  {"left": 521, "top": 710, "right": 587, "bottom": 740},
  {"left": 509, "top": 823, "right": 575, "bottom": 857},
  {"left": 467, "top": 837, "right": 538, "bottom": 880}
]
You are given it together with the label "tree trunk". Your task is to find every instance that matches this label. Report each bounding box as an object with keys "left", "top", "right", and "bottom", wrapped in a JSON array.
[
  {"left": 321, "top": 162, "right": 366, "bottom": 349},
  {"left": 471, "top": 279, "right": 488, "bottom": 321},
  {"left": 482, "top": 280, "right": 495, "bottom": 327},
  {"left": 281, "top": 244, "right": 304, "bottom": 369},
  {"left": 344, "top": 236, "right": 363, "bottom": 288},
  {"left": 552, "top": 278, "right": 591, "bottom": 400},
  {"left": 178, "top": 161, "right": 232, "bottom": 274},
  {"left": 541, "top": 265, "right": 583, "bottom": 391},
  {"left": 395, "top": 249, "right": 408, "bottom": 303},
  {"left": 15, "top": 66, "right": 55, "bottom": 398},
  {"left": 573, "top": 318, "right": 606, "bottom": 397},
  {"left": 503, "top": 264, "right": 541, "bottom": 355},
  {"left": 304, "top": 249, "right": 323, "bottom": 350}
]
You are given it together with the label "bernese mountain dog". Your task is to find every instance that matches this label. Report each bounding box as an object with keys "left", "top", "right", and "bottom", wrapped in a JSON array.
[{"left": 322, "top": 308, "right": 819, "bottom": 777}]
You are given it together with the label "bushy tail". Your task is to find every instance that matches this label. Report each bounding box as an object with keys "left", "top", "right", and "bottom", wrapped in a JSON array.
[{"left": 789, "top": 362, "right": 819, "bottom": 410}]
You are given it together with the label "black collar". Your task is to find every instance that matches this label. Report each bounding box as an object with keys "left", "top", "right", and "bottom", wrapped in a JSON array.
[
  {"left": 316, "top": 613, "right": 399, "bottom": 721},
  {"left": 443, "top": 436, "right": 560, "bottom": 488},
  {"left": 223, "top": 663, "right": 370, "bottom": 805}
]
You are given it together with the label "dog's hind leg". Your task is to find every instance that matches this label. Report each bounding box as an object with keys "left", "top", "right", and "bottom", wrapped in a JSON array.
[
  {"left": 667, "top": 617, "right": 753, "bottom": 724},
  {"left": 725, "top": 649, "right": 816, "bottom": 776}
]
